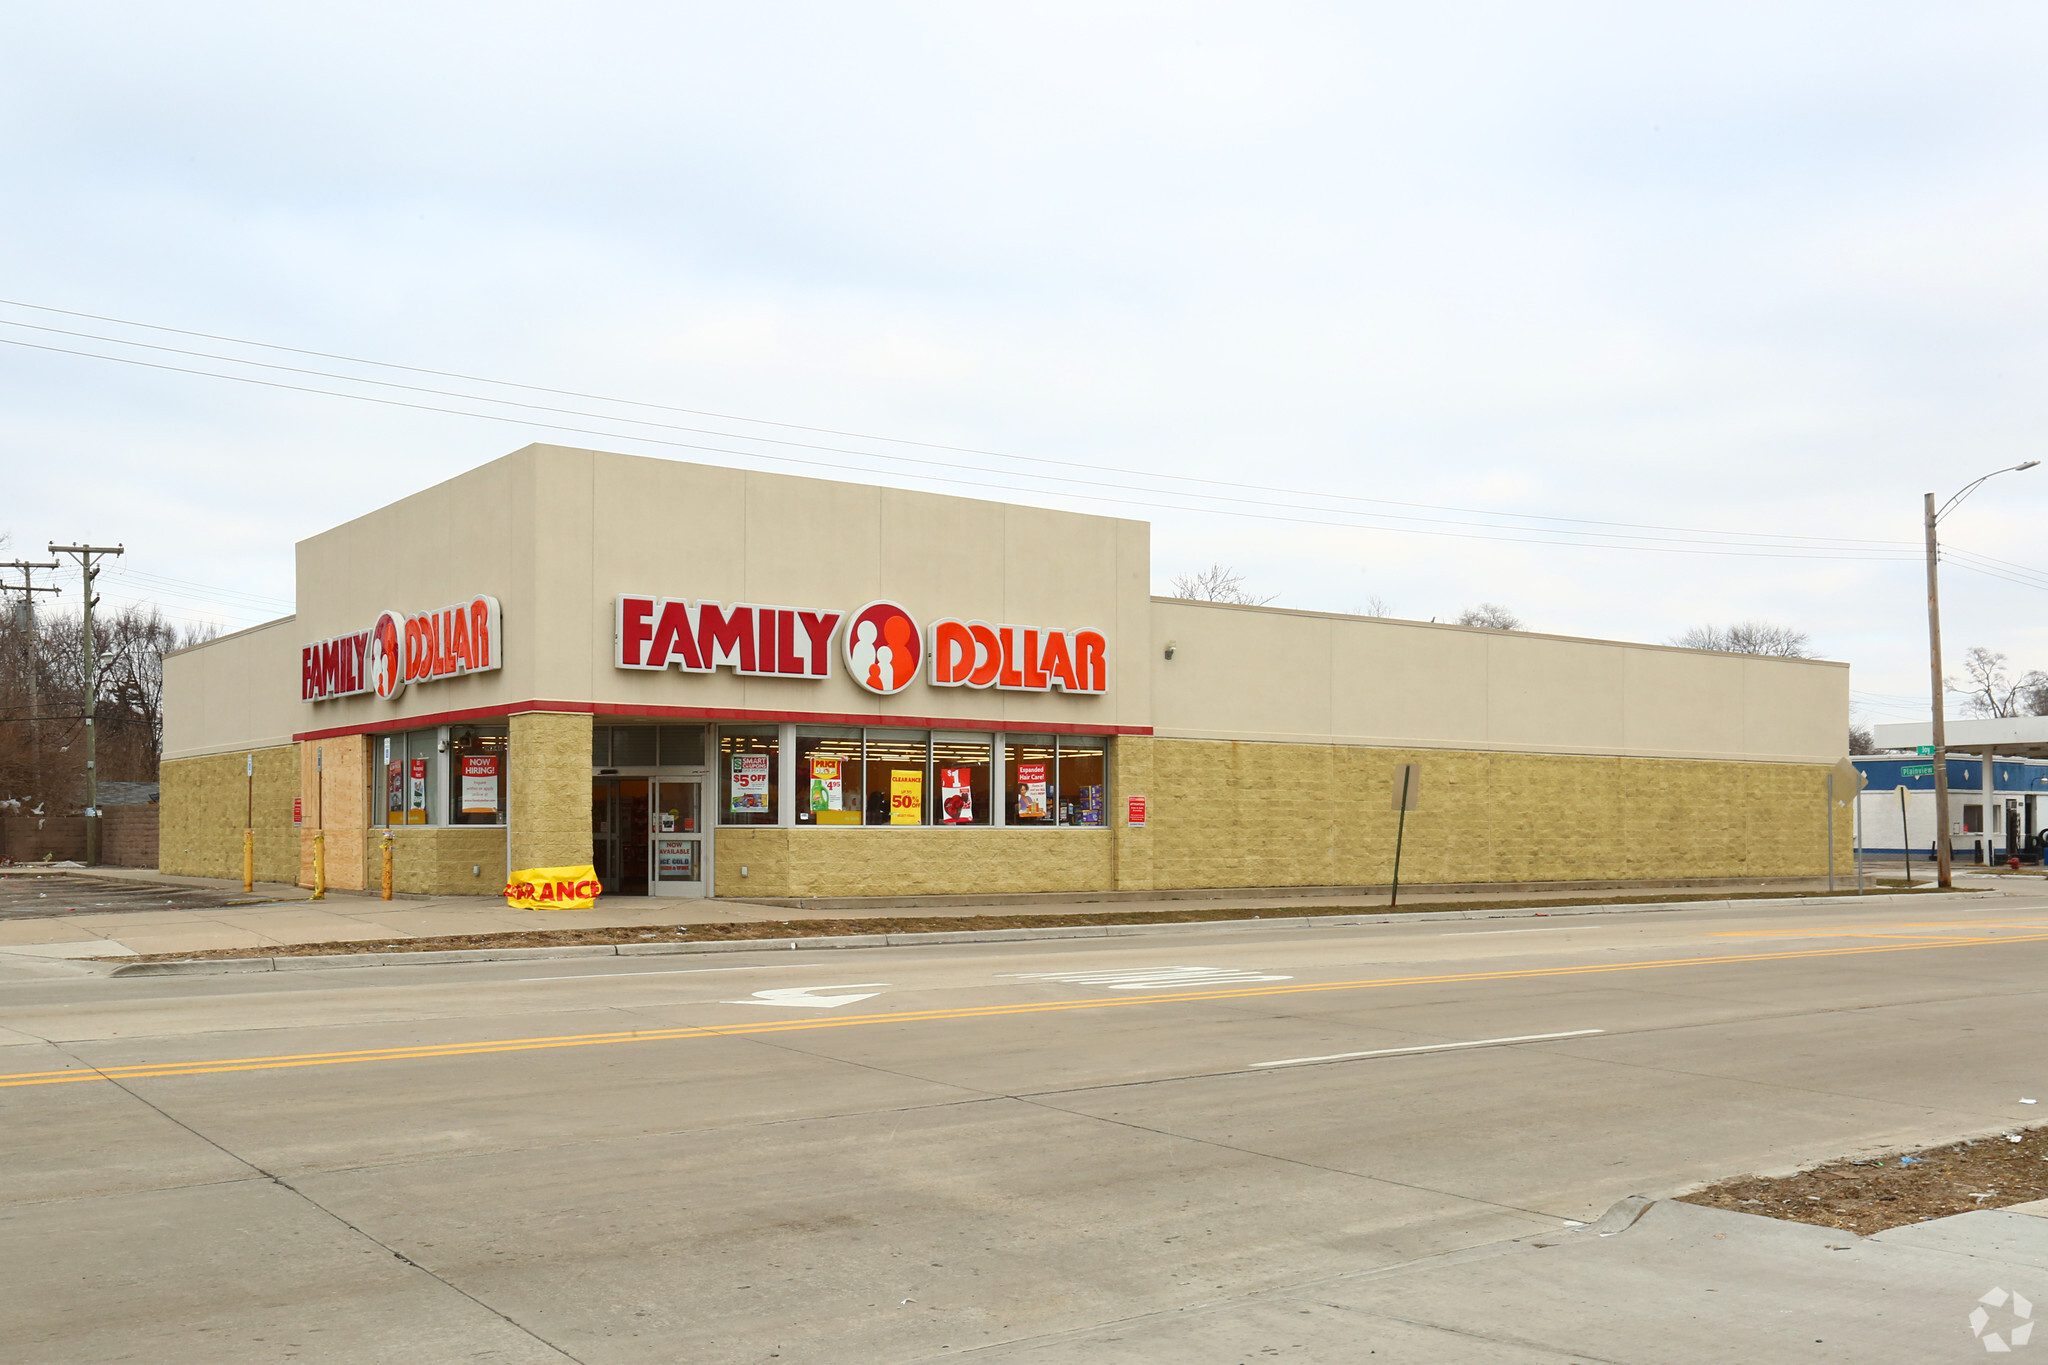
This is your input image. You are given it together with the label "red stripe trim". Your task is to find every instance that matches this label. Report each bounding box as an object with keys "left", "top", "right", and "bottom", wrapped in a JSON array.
[{"left": 292, "top": 698, "right": 1149, "bottom": 743}]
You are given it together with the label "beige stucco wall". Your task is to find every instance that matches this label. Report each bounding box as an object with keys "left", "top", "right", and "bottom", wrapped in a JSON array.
[
  {"left": 161, "top": 618, "right": 304, "bottom": 761},
  {"left": 264, "top": 444, "right": 1149, "bottom": 742},
  {"left": 1149, "top": 600, "right": 1846, "bottom": 763},
  {"left": 158, "top": 746, "right": 299, "bottom": 882}
]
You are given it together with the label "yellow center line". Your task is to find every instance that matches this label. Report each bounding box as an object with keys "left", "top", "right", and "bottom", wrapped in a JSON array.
[{"left": 8, "top": 927, "right": 2048, "bottom": 1090}]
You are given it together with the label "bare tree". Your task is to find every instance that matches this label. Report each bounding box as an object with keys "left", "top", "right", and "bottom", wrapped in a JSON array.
[
  {"left": 0, "top": 602, "right": 215, "bottom": 810},
  {"left": 1948, "top": 646, "right": 2048, "bottom": 718},
  {"left": 1168, "top": 564, "right": 1275, "bottom": 606},
  {"left": 1457, "top": 603, "right": 1524, "bottom": 631},
  {"left": 1672, "top": 621, "right": 1816, "bottom": 658},
  {"left": 1848, "top": 724, "right": 1877, "bottom": 755},
  {"left": 1359, "top": 594, "right": 1390, "bottom": 618}
]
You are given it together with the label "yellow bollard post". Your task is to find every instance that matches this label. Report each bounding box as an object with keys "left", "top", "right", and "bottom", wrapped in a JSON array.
[
  {"left": 311, "top": 830, "right": 326, "bottom": 900},
  {"left": 242, "top": 828, "right": 254, "bottom": 894},
  {"left": 381, "top": 833, "right": 393, "bottom": 901}
]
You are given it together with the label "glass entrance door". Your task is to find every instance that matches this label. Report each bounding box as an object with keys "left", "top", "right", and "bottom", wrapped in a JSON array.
[
  {"left": 651, "top": 779, "right": 707, "bottom": 897},
  {"left": 591, "top": 777, "right": 650, "bottom": 895}
]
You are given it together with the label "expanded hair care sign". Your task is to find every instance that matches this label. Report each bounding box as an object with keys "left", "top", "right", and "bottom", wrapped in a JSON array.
[
  {"left": 615, "top": 595, "right": 1108, "bottom": 698},
  {"left": 302, "top": 594, "right": 502, "bottom": 703}
]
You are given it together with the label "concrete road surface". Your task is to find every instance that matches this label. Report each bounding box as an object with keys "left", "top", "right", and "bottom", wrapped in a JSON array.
[{"left": 5, "top": 891, "right": 2048, "bottom": 1362}]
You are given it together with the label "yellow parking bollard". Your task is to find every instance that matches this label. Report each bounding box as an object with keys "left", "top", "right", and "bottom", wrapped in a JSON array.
[
  {"left": 311, "top": 830, "right": 326, "bottom": 900},
  {"left": 243, "top": 828, "right": 254, "bottom": 894},
  {"left": 381, "top": 833, "right": 393, "bottom": 901}
]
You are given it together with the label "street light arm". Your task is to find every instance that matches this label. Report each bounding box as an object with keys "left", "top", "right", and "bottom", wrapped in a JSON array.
[{"left": 1936, "top": 460, "right": 2041, "bottom": 522}]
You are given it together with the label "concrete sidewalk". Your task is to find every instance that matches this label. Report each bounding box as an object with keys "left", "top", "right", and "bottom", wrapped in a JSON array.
[
  {"left": 955, "top": 1197, "right": 2048, "bottom": 1362},
  {"left": 0, "top": 866, "right": 1914, "bottom": 961}
]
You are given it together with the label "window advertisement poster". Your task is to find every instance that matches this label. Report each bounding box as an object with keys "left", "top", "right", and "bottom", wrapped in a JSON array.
[
  {"left": 407, "top": 758, "right": 428, "bottom": 824},
  {"left": 655, "top": 838, "right": 695, "bottom": 880},
  {"left": 809, "top": 757, "right": 842, "bottom": 814},
  {"left": 731, "top": 753, "right": 770, "bottom": 813},
  {"left": 1015, "top": 762, "right": 1050, "bottom": 820},
  {"left": 460, "top": 755, "right": 500, "bottom": 815},
  {"left": 386, "top": 761, "right": 405, "bottom": 824},
  {"left": 939, "top": 766, "right": 973, "bottom": 824},
  {"left": 890, "top": 768, "right": 924, "bottom": 824}
]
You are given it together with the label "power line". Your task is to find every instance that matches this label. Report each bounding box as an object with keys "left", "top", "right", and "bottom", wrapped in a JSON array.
[
  {"left": 0, "top": 332, "right": 1929, "bottom": 566},
  {"left": 0, "top": 299, "right": 1918, "bottom": 554}
]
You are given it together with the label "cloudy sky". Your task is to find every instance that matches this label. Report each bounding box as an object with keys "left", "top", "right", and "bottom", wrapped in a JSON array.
[{"left": 5, "top": 3, "right": 2047, "bottom": 727}]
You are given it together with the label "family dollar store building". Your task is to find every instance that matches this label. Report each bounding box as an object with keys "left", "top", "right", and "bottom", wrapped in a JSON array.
[{"left": 158, "top": 444, "right": 1852, "bottom": 902}]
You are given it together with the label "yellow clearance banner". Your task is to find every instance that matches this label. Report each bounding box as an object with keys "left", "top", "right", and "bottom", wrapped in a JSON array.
[
  {"left": 504, "top": 865, "right": 602, "bottom": 909},
  {"left": 890, "top": 769, "right": 923, "bottom": 824}
]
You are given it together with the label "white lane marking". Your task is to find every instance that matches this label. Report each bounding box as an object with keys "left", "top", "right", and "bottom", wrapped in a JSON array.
[
  {"left": 1443, "top": 926, "right": 1575, "bottom": 936},
  {"left": 516, "top": 965, "right": 822, "bottom": 982},
  {"left": 1253, "top": 1029, "right": 1605, "bottom": 1069},
  {"left": 1001, "top": 965, "right": 1292, "bottom": 990},
  {"left": 724, "top": 984, "right": 888, "bottom": 1009}
]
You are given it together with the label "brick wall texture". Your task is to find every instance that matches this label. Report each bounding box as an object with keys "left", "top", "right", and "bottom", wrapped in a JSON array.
[
  {"left": 161, "top": 732, "right": 1848, "bottom": 897},
  {"left": 511, "top": 712, "right": 594, "bottom": 872},
  {"left": 718, "top": 737, "right": 1849, "bottom": 898},
  {"left": 160, "top": 747, "right": 300, "bottom": 882},
  {"left": 0, "top": 809, "right": 155, "bottom": 866}
]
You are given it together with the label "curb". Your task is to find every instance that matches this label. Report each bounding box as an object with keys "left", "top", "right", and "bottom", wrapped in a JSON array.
[{"left": 101, "top": 888, "right": 2001, "bottom": 977}]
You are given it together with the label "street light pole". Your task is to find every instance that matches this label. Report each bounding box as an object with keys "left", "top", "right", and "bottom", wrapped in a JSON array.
[{"left": 1925, "top": 462, "right": 2039, "bottom": 889}]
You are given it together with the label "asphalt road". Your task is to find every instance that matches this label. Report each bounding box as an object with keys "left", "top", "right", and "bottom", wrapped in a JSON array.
[{"left": 5, "top": 891, "right": 2048, "bottom": 1363}]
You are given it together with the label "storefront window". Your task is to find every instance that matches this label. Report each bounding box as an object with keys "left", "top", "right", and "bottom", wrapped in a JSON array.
[
  {"left": 719, "top": 725, "right": 779, "bottom": 824},
  {"left": 795, "top": 726, "right": 865, "bottom": 826},
  {"left": 1056, "top": 736, "right": 1107, "bottom": 826},
  {"left": 659, "top": 725, "right": 706, "bottom": 766},
  {"left": 931, "top": 733, "right": 992, "bottom": 826},
  {"left": 371, "top": 729, "right": 443, "bottom": 827},
  {"left": 610, "top": 726, "right": 658, "bottom": 767},
  {"left": 446, "top": 727, "right": 509, "bottom": 825},
  {"left": 1005, "top": 733, "right": 1058, "bottom": 826},
  {"left": 864, "top": 729, "right": 930, "bottom": 825}
]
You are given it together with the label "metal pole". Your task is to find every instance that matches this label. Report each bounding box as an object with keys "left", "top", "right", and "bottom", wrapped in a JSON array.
[
  {"left": 1390, "top": 766, "right": 1412, "bottom": 908},
  {"left": 243, "top": 752, "right": 254, "bottom": 892},
  {"left": 1827, "top": 772, "right": 1836, "bottom": 894},
  {"left": 1900, "top": 786, "right": 1913, "bottom": 889},
  {"left": 311, "top": 746, "right": 326, "bottom": 900},
  {"left": 1854, "top": 786, "right": 1864, "bottom": 893},
  {"left": 1925, "top": 493, "right": 1953, "bottom": 889}
]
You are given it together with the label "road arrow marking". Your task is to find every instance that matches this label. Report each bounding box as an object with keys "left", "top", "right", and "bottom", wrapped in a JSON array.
[{"left": 725, "top": 984, "right": 888, "bottom": 1009}]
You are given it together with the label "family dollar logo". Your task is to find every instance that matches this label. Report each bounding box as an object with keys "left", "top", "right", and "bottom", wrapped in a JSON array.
[{"left": 846, "top": 600, "right": 920, "bottom": 695}]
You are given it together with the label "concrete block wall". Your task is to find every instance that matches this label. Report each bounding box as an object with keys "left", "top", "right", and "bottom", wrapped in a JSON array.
[
  {"left": 365, "top": 826, "right": 510, "bottom": 895},
  {"left": 100, "top": 807, "right": 159, "bottom": 868},
  {"left": 159, "top": 747, "right": 299, "bottom": 882},
  {"left": 510, "top": 712, "right": 593, "bottom": 872},
  {"left": 1121, "top": 737, "right": 1848, "bottom": 891},
  {"left": 0, "top": 816, "right": 86, "bottom": 864},
  {"left": 715, "top": 736, "right": 1847, "bottom": 899},
  {"left": 714, "top": 827, "right": 1112, "bottom": 898}
]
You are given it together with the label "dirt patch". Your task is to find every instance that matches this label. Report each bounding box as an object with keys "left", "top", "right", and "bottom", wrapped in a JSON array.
[
  {"left": 1679, "top": 1126, "right": 2048, "bottom": 1235},
  {"left": 123, "top": 885, "right": 1946, "bottom": 963}
]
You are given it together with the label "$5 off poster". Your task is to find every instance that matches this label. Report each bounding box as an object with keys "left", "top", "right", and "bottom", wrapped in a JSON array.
[{"left": 730, "top": 753, "right": 770, "bottom": 812}]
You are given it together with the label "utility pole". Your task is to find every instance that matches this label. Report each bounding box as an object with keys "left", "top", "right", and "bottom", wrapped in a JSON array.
[
  {"left": 48, "top": 543, "right": 124, "bottom": 866},
  {"left": 1925, "top": 493, "right": 1952, "bottom": 889},
  {"left": 1925, "top": 461, "right": 2041, "bottom": 890},
  {"left": 0, "top": 560, "right": 60, "bottom": 816}
]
